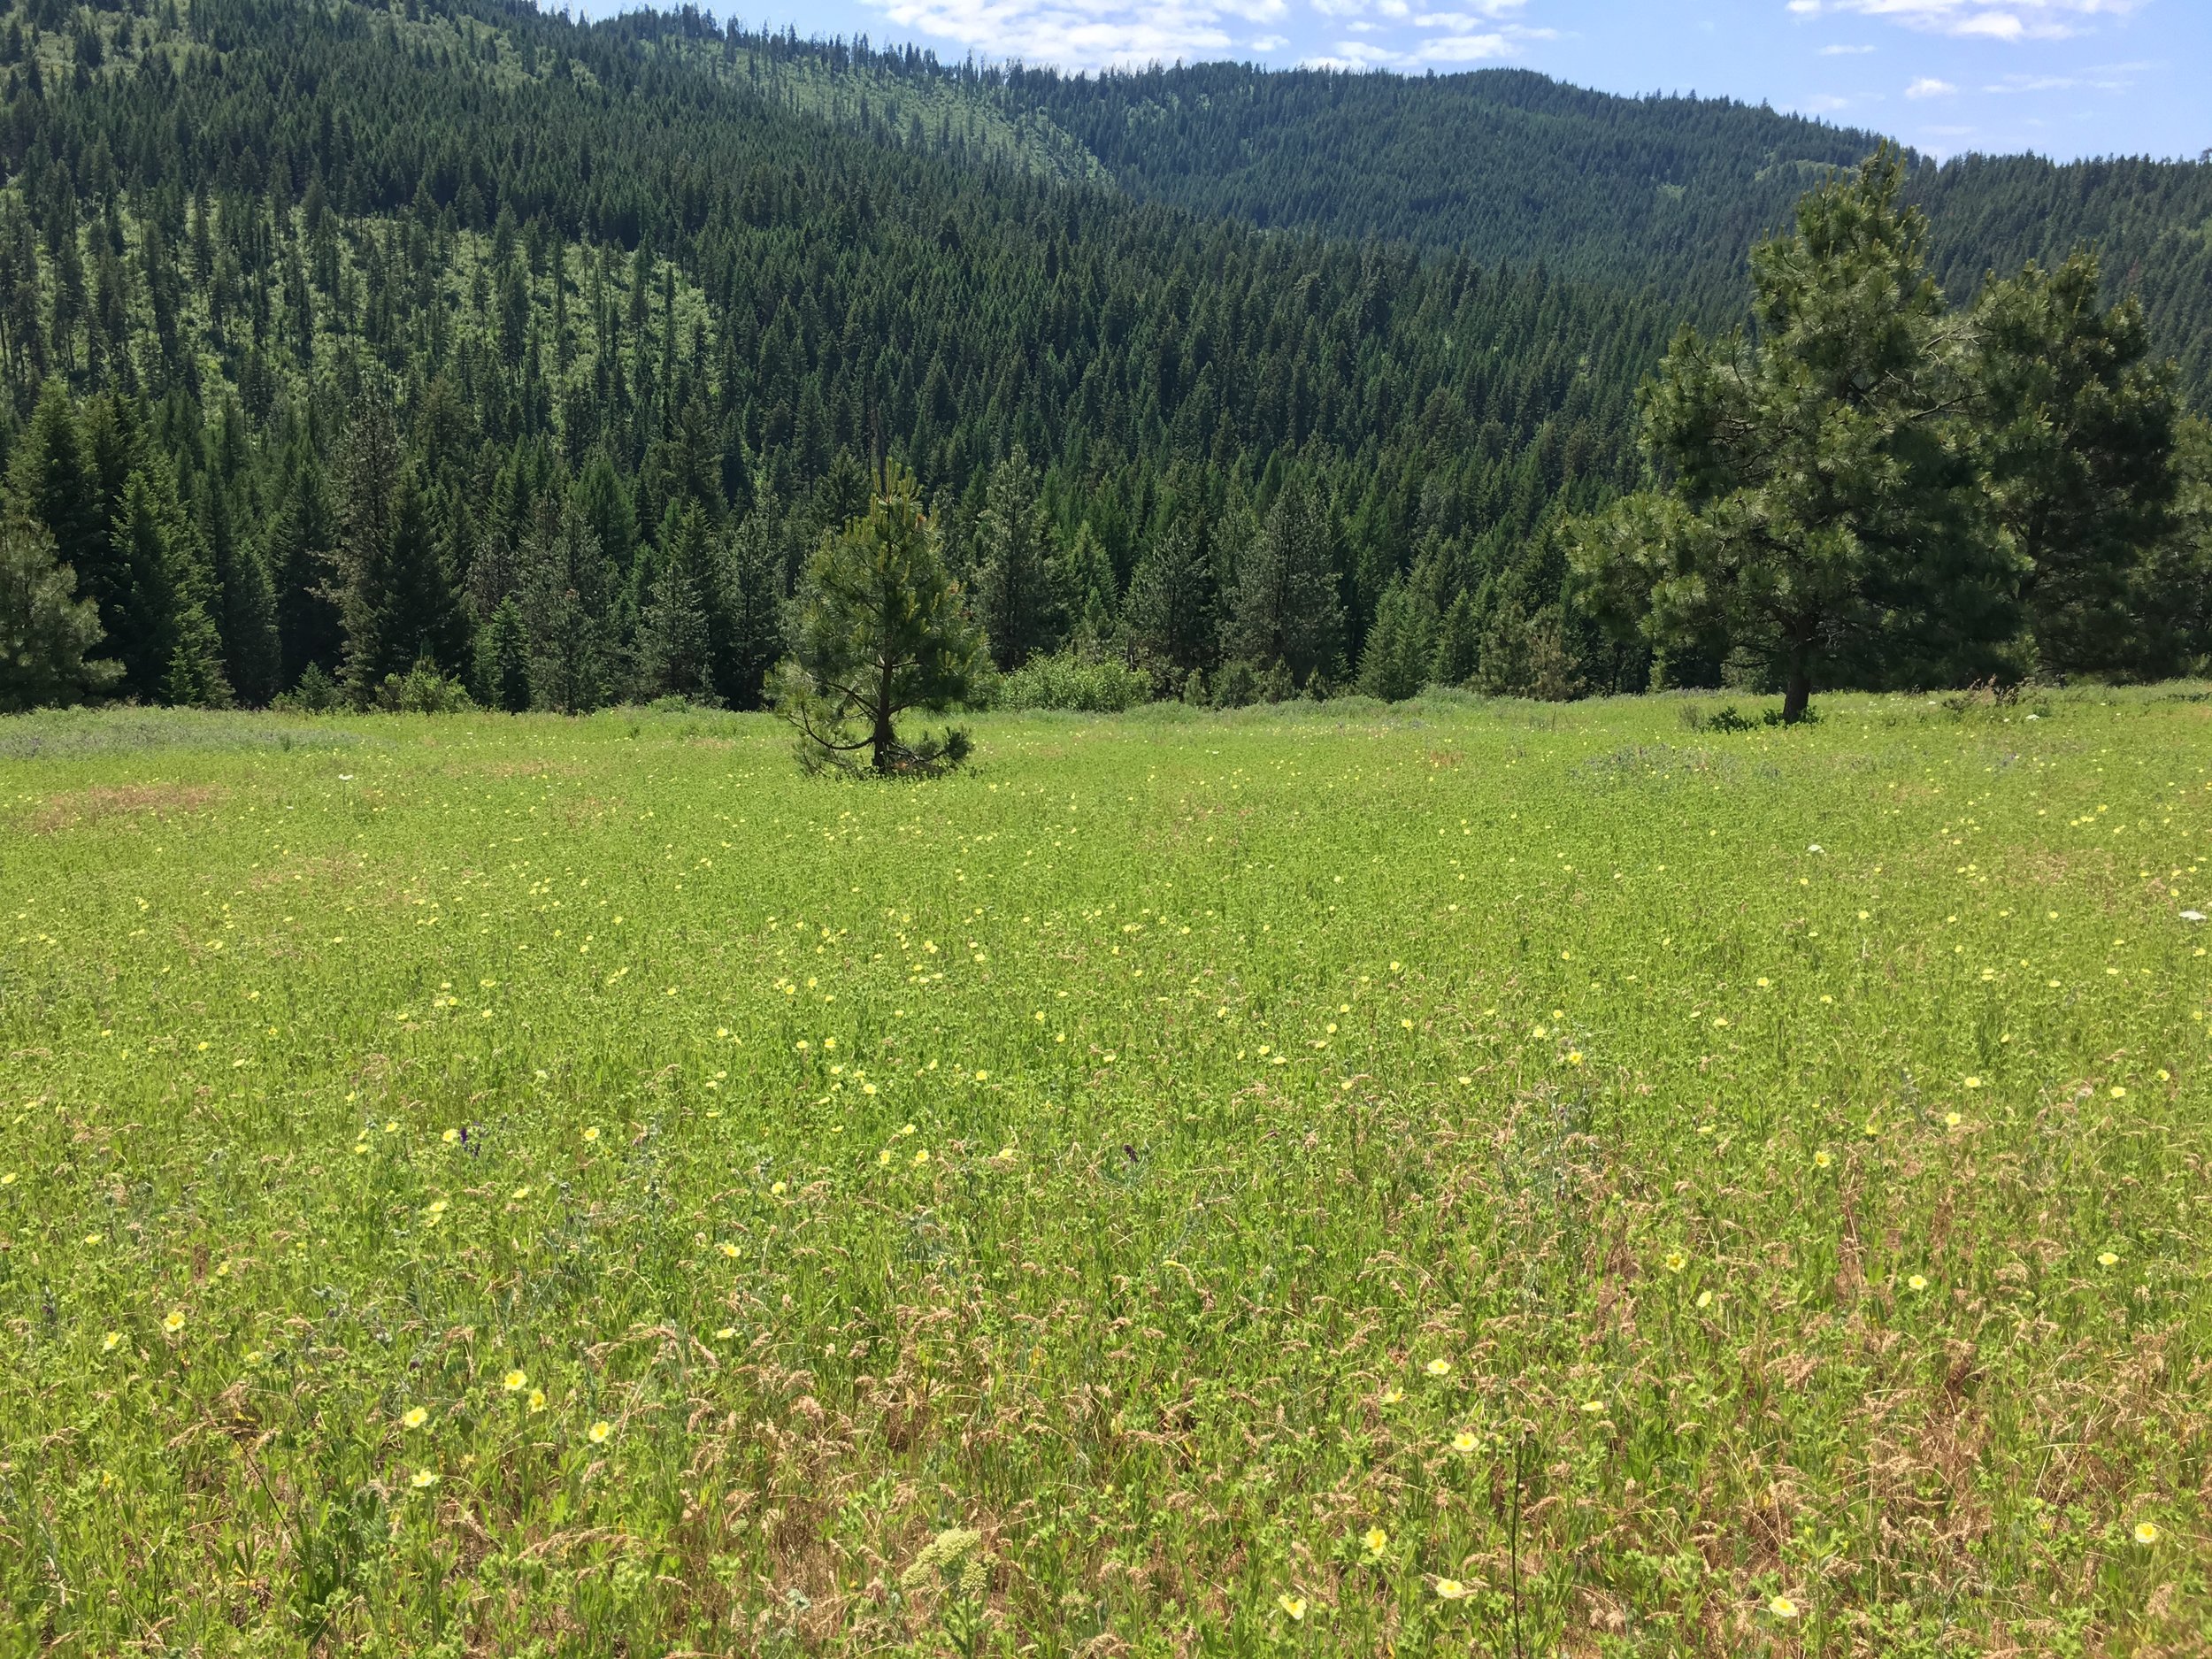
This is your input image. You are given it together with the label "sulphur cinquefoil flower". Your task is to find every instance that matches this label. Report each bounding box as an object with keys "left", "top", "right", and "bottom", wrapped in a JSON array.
[
  {"left": 402, "top": 1407, "right": 429, "bottom": 1429},
  {"left": 588, "top": 1419, "right": 612, "bottom": 1444},
  {"left": 1363, "top": 1525, "right": 1388, "bottom": 1556},
  {"left": 1768, "top": 1594, "right": 1798, "bottom": 1619},
  {"left": 503, "top": 1370, "right": 527, "bottom": 1392},
  {"left": 1424, "top": 1357, "right": 1451, "bottom": 1377},
  {"left": 162, "top": 1310, "right": 186, "bottom": 1334},
  {"left": 1276, "top": 1594, "right": 1306, "bottom": 1622},
  {"left": 1434, "top": 1578, "right": 1469, "bottom": 1601},
  {"left": 2133, "top": 1521, "right": 2160, "bottom": 1546}
]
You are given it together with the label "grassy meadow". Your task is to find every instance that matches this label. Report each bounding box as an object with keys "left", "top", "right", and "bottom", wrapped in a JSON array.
[{"left": 2, "top": 687, "right": 2208, "bottom": 1656}]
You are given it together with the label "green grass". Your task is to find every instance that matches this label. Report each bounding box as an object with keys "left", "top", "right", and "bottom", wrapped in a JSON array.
[{"left": 2, "top": 687, "right": 2208, "bottom": 1656}]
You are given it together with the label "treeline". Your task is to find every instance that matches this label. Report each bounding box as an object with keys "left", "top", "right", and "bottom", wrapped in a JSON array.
[{"left": 0, "top": 0, "right": 1675, "bottom": 713}]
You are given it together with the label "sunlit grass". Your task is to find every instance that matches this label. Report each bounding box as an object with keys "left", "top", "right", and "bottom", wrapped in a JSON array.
[{"left": 2, "top": 685, "right": 2208, "bottom": 1654}]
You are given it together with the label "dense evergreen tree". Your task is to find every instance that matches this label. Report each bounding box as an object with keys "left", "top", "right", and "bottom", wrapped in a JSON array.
[
  {"left": 637, "top": 503, "right": 718, "bottom": 700},
  {"left": 474, "top": 596, "right": 533, "bottom": 714},
  {"left": 1970, "top": 252, "right": 2180, "bottom": 680},
  {"left": 268, "top": 449, "right": 342, "bottom": 687},
  {"left": 521, "top": 501, "right": 615, "bottom": 715},
  {"left": 1356, "top": 579, "right": 1437, "bottom": 702},
  {"left": 724, "top": 512, "right": 790, "bottom": 711},
  {"left": 200, "top": 476, "right": 280, "bottom": 705},
  {"left": 1430, "top": 589, "right": 1479, "bottom": 687},
  {"left": 1576, "top": 152, "right": 2021, "bottom": 721},
  {"left": 973, "top": 446, "right": 1059, "bottom": 671},
  {"left": 1123, "top": 517, "right": 1217, "bottom": 683},
  {"left": 1230, "top": 480, "right": 1343, "bottom": 689}
]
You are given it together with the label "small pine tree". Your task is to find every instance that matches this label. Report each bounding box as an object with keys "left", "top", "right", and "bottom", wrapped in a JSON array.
[
  {"left": 772, "top": 465, "right": 981, "bottom": 774},
  {"left": 0, "top": 500, "right": 118, "bottom": 711}
]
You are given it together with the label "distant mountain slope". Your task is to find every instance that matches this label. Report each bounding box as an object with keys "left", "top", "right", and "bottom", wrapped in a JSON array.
[
  {"left": 1005, "top": 65, "right": 1880, "bottom": 318},
  {"left": 725, "top": 51, "right": 2209, "bottom": 398},
  {"left": 992, "top": 64, "right": 2212, "bottom": 395}
]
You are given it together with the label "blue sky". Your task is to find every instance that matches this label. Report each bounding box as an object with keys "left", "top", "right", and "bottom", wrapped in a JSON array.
[{"left": 602, "top": 0, "right": 2208, "bottom": 160}]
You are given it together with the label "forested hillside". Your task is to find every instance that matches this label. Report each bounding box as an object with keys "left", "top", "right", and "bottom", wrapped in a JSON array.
[
  {"left": 0, "top": 0, "right": 2203, "bottom": 721},
  {"left": 0, "top": 0, "right": 1672, "bottom": 717},
  {"left": 987, "top": 65, "right": 2212, "bottom": 401},
  {"left": 987, "top": 66, "right": 2212, "bottom": 396}
]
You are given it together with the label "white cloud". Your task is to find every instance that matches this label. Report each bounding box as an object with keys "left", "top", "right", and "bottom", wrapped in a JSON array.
[
  {"left": 1249, "top": 30, "right": 1287, "bottom": 45},
  {"left": 1802, "top": 92, "right": 1855, "bottom": 110},
  {"left": 1418, "top": 29, "right": 1515, "bottom": 58},
  {"left": 1905, "top": 74, "right": 1957, "bottom": 95},
  {"left": 1308, "top": 35, "right": 1408, "bottom": 62},
  {"left": 867, "top": 0, "right": 1294, "bottom": 61},
  {"left": 1818, "top": 42, "right": 1876, "bottom": 52},
  {"left": 1786, "top": 0, "right": 2144, "bottom": 43}
]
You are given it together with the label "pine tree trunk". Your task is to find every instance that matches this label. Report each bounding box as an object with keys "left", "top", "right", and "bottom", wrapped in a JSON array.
[
  {"left": 872, "top": 656, "right": 896, "bottom": 773},
  {"left": 1783, "top": 664, "right": 1812, "bottom": 725}
]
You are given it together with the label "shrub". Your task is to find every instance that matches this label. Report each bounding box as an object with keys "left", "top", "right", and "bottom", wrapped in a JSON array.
[
  {"left": 272, "top": 663, "right": 342, "bottom": 714},
  {"left": 996, "top": 650, "right": 1152, "bottom": 713},
  {"left": 373, "top": 657, "right": 475, "bottom": 714}
]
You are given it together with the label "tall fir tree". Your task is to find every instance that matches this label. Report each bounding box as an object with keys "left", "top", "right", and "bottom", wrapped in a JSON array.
[
  {"left": 11, "top": 380, "right": 119, "bottom": 666},
  {"left": 1230, "top": 480, "right": 1342, "bottom": 688},
  {"left": 521, "top": 498, "right": 614, "bottom": 713},
  {"left": 1356, "top": 578, "right": 1437, "bottom": 702},
  {"left": 724, "top": 510, "right": 788, "bottom": 710},
  {"left": 269, "top": 445, "right": 342, "bottom": 687},
  {"left": 1124, "top": 517, "right": 1217, "bottom": 680},
  {"left": 199, "top": 475, "right": 281, "bottom": 704},
  {"left": 474, "top": 595, "right": 533, "bottom": 712},
  {"left": 973, "top": 445, "right": 1060, "bottom": 670},
  {"left": 638, "top": 502, "right": 718, "bottom": 700}
]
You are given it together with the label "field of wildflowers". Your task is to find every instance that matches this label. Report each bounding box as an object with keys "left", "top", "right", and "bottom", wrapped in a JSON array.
[{"left": 1, "top": 687, "right": 2207, "bottom": 1655}]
